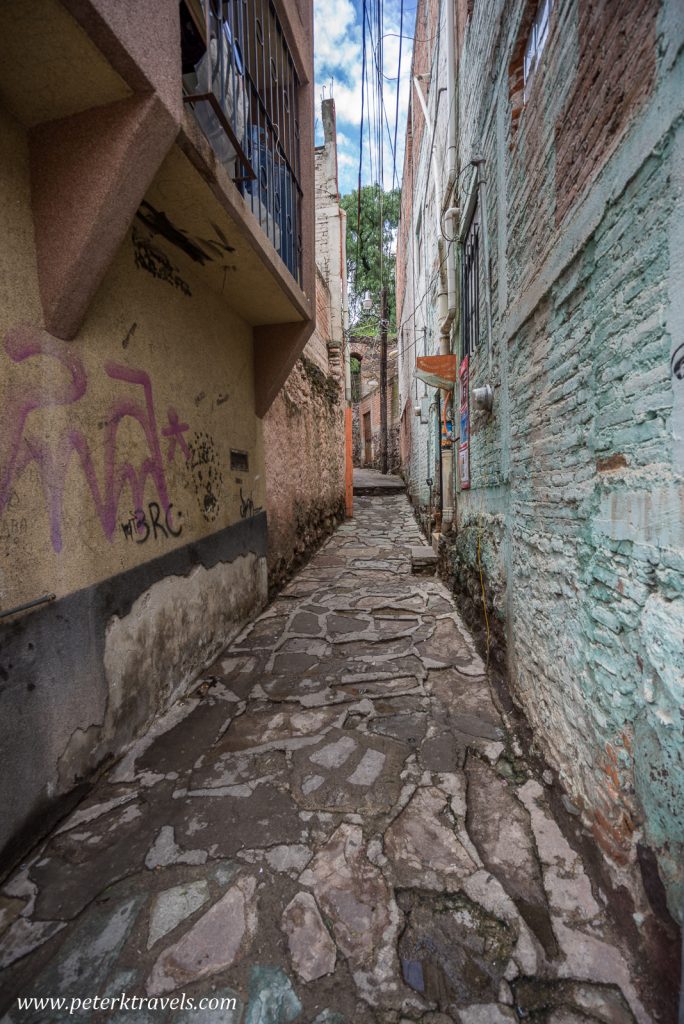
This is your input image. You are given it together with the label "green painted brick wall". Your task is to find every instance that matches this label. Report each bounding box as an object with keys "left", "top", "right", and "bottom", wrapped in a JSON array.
[{"left": 445, "top": 0, "right": 684, "bottom": 920}]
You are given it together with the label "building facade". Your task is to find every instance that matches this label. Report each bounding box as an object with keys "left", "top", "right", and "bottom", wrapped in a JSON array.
[
  {"left": 263, "top": 99, "right": 348, "bottom": 591},
  {"left": 351, "top": 338, "right": 400, "bottom": 473},
  {"left": 397, "top": 0, "right": 684, "bottom": 926},
  {"left": 0, "top": 0, "right": 315, "bottom": 872}
]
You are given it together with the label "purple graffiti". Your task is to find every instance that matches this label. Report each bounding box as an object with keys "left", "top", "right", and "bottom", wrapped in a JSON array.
[{"left": 0, "top": 326, "right": 190, "bottom": 553}]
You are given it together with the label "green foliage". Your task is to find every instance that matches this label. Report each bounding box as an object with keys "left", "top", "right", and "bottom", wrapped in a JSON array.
[{"left": 340, "top": 184, "right": 400, "bottom": 334}]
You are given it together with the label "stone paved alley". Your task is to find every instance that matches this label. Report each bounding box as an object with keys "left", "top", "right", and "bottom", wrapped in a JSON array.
[{"left": 0, "top": 494, "right": 663, "bottom": 1023}]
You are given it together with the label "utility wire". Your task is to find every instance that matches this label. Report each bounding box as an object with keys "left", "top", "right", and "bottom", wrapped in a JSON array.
[
  {"left": 356, "top": 0, "right": 368, "bottom": 293},
  {"left": 391, "top": 0, "right": 404, "bottom": 192}
]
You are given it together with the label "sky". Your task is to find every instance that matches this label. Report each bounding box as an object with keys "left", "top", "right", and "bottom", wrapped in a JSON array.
[{"left": 313, "top": 0, "right": 416, "bottom": 196}]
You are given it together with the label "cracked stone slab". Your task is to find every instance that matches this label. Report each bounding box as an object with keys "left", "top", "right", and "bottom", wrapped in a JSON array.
[
  {"left": 29, "top": 801, "right": 155, "bottom": 920},
  {"left": 517, "top": 780, "right": 601, "bottom": 923},
  {"left": 219, "top": 707, "right": 341, "bottom": 752},
  {"left": 397, "top": 889, "right": 516, "bottom": 1012},
  {"left": 8, "top": 891, "right": 142, "bottom": 1010},
  {"left": 147, "top": 880, "right": 210, "bottom": 948},
  {"left": 135, "top": 699, "right": 235, "bottom": 776},
  {"left": 172, "top": 784, "right": 303, "bottom": 856},
  {"left": 145, "top": 826, "right": 207, "bottom": 868},
  {"left": 291, "top": 729, "right": 408, "bottom": 815},
  {"left": 0, "top": 917, "right": 66, "bottom": 971},
  {"left": 415, "top": 617, "right": 473, "bottom": 667},
  {"left": 466, "top": 756, "right": 558, "bottom": 958},
  {"left": 384, "top": 786, "right": 478, "bottom": 891},
  {"left": 237, "top": 844, "right": 312, "bottom": 877},
  {"left": 513, "top": 978, "right": 637, "bottom": 1024},
  {"left": 299, "top": 823, "right": 402, "bottom": 1006},
  {"left": 282, "top": 891, "right": 336, "bottom": 982},
  {"left": 188, "top": 748, "right": 289, "bottom": 793},
  {"left": 244, "top": 966, "right": 302, "bottom": 1024},
  {"left": 147, "top": 874, "right": 257, "bottom": 995}
]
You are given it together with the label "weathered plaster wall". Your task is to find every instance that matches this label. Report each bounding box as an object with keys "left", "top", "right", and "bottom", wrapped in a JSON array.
[
  {"left": 442, "top": 0, "right": 684, "bottom": 921},
  {"left": 262, "top": 102, "right": 346, "bottom": 591},
  {"left": 352, "top": 340, "right": 400, "bottom": 472},
  {"left": 0, "top": 101, "right": 269, "bottom": 869},
  {"left": 262, "top": 335, "right": 345, "bottom": 590}
]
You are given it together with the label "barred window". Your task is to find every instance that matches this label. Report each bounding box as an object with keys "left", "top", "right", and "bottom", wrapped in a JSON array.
[{"left": 462, "top": 209, "right": 480, "bottom": 358}]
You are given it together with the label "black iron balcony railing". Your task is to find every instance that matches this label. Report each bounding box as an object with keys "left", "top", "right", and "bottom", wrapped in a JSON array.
[{"left": 180, "top": 0, "right": 303, "bottom": 287}]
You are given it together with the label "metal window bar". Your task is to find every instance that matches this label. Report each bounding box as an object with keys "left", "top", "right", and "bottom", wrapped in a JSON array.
[
  {"left": 181, "top": 0, "right": 303, "bottom": 286},
  {"left": 462, "top": 218, "right": 480, "bottom": 357}
]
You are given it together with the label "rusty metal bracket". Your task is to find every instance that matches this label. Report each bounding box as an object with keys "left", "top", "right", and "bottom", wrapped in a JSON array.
[
  {"left": 0, "top": 593, "right": 56, "bottom": 621},
  {"left": 183, "top": 92, "right": 257, "bottom": 180}
]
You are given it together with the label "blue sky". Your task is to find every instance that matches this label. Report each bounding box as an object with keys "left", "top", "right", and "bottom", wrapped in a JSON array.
[{"left": 313, "top": 0, "right": 416, "bottom": 196}]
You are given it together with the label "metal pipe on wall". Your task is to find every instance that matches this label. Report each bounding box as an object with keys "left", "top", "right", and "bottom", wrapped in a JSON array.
[
  {"left": 474, "top": 158, "right": 494, "bottom": 380},
  {"left": 438, "top": 0, "right": 459, "bottom": 531}
]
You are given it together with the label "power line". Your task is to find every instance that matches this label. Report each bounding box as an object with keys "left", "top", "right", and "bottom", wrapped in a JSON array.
[{"left": 391, "top": 0, "right": 404, "bottom": 192}]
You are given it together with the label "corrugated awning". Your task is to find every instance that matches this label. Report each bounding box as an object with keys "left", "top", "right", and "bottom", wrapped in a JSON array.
[{"left": 414, "top": 354, "right": 457, "bottom": 389}]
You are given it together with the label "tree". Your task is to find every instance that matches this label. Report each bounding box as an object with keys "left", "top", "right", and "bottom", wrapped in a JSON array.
[{"left": 340, "top": 184, "right": 400, "bottom": 335}]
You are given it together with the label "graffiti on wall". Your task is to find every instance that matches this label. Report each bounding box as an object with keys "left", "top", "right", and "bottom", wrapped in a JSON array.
[
  {"left": 119, "top": 502, "right": 183, "bottom": 543},
  {"left": 239, "top": 486, "right": 263, "bottom": 520},
  {"left": 187, "top": 431, "right": 223, "bottom": 523},
  {"left": 0, "top": 326, "right": 192, "bottom": 553}
]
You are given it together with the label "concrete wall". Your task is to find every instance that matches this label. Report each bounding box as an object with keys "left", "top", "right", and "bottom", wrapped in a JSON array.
[
  {"left": 0, "top": 99, "right": 272, "bottom": 869},
  {"left": 399, "top": 0, "right": 684, "bottom": 922},
  {"left": 263, "top": 100, "right": 346, "bottom": 590},
  {"left": 0, "top": 0, "right": 326, "bottom": 866}
]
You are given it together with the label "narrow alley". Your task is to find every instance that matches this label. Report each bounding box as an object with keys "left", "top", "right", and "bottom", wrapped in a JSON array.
[{"left": 0, "top": 486, "right": 659, "bottom": 1023}]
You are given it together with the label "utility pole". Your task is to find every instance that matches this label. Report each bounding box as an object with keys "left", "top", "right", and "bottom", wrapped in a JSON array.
[{"left": 380, "top": 285, "right": 388, "bottom": 474}]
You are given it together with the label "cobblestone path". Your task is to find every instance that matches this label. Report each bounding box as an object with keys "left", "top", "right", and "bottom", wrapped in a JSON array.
[{"left": 0, "top": 496, "right": 654, "bottom": 1022}]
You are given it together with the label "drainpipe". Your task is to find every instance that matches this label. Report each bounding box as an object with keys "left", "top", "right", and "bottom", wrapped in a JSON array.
[
  {"left": 437, "top": 0, "right": 459, "bottom": 531},
  {"left": 472, "top": 155, "right": 494, "bottom": 382},
  {"left": 413, "top": 76, "right": 444, "bottom": 241}
]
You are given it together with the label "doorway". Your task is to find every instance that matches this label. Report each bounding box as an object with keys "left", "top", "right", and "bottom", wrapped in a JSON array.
[{"left": 363, "top": 411, "right": 372, "bottom": 466}]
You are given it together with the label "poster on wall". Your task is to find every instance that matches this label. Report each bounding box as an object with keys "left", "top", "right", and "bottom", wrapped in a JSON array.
[{"left": 458, "top": 356, "right": 470, "bottom": 489}]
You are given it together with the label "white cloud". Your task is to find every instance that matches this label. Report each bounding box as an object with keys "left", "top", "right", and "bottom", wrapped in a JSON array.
[{"left": 313, "top": 0, "right": 414, "bottom": 194}]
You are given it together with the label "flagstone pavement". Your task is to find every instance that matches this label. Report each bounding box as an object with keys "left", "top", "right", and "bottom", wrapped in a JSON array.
[{"left": 0, "top": 495, "right": 658, "bottom": 1023}]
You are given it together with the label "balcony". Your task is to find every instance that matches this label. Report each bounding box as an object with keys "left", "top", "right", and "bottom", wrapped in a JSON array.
[{"left": 180, "top": 0, "right": 303, "bottom": 287}]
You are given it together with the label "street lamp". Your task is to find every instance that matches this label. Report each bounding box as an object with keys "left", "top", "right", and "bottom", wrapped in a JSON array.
[{"left": 362, "top": 290, "right": 373, "bottom": 312}]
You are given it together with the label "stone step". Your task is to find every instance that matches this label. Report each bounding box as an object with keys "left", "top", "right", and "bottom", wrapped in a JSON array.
[
  {"left": 410, "top": 545, "right": 438, "bottom": 575},
  {"left": 352, "top": 468, "right": 405, "bottom": 496}
]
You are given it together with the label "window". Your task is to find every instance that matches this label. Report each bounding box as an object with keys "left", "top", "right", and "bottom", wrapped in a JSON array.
[
  {"left": 524, "top": 0, "right": 553, "bottom": 96},
  {"left": 180, "top": 0, "right": 303, "bottom": 285},
  {"left": 230, "top": 449, "right": 249, "bottom": 471},
  {"left": 461, "top": 208, "right": 480, "bottom": 358}
]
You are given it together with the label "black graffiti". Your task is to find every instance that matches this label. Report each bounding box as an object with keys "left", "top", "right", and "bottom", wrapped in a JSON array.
[
  {"left": 135, "top": 203, "right": 236, "bottom": 267},
  {"left": 132, "top": 228, "right": 192, "bottom": 297},
  {"left": 136, "top": 202, "right": 214, "bottom": 265},
  {"left": 671, "top": 342, "right": 684, "bottom": 381},
  {"left": 239, "top": 487, "right": 263, "bottom": 520},
  {"left": 188, "top": 432, "right": 223, "bottom": 523},
  {"left": 120, "top": 503, "right": 182, "bottom": 543},
  {"left": 121, "top": 322, "right": 138, "bottom": 350}
]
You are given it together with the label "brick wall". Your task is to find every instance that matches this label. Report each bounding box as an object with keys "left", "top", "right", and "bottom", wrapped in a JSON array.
[
  {"left": 400, "top": 0, "right": 684, "bottom": 929},
  {"left": 263, "top": 101, "right": 346, "bottom": 591}
]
